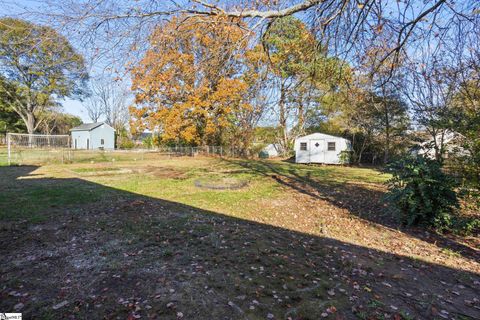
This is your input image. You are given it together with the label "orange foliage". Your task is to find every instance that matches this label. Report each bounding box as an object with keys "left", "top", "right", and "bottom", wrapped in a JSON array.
[{"left": 130, "top": 15, "right": 254, "bottom": 145}]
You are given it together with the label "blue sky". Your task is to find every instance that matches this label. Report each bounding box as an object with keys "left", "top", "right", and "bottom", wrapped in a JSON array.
[
  {"left": 2, "top": 0, "right": 113, "bottom": 122},
  {"left": 60, "top": 99, "right": 89, "bottom": 122},
  {"left": 3, "top": 0, "right": 472, "bottom": 127}
]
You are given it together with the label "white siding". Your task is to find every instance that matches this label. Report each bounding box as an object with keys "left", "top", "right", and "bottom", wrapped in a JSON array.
[
  {"left": 294, "top": 133, "right": 351, "bottom": 164},
  {"left": 295, "top": 138, "right": 311, "bottom": 163},
  {"left": 72, "top": 131, "right": 90, "bottom": 149},
  {"left": 90, "top": 124, "right": 115, "bottom": 149},
  {"left": 71, "top": 123, "right": 115, "bottom": 150}
]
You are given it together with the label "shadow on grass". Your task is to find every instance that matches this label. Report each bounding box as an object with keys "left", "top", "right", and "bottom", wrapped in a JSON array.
[
  {"left": 0, "top": 165, "right": 479, "bottom": 319},
  {"left": 224, "top": 159, "right": 480, "bottom": 265}
]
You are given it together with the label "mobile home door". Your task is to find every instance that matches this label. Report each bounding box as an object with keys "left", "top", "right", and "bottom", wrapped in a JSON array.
[{"left": 310, "top": 139, "right": 325, "bottom": 163}]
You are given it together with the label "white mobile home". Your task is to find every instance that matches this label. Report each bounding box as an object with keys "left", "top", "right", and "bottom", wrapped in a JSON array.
[
  {"left": 70, "top": 122, "right": 115, "bottom": 150},
  {"left": 412, "top": 130, "right": 467, "bottom": 159},
  {"left": 295, "top": 133, "right": 351, "bottom": 164}
]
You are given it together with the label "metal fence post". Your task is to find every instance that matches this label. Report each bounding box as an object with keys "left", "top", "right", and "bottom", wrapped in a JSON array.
[{"left": 7, "top": 133, "right": 10, "bottom": 165}]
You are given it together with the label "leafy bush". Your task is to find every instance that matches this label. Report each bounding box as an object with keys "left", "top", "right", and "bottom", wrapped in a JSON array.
[
  {"left": 452, "top": 216, "right": 480, "bottom": 235},
  {"left": 385, "top": 155, "right": 459, "bottom": 230},
  {"left": 339, "top": 150, "right": 352, "bottom": 165},
  {"left": 142, "top": 136, "right": 155, "bottom": 149},
  {"left": 118, "top": 138, "right": 135, "bottom": 149},
  {"left": 453, "top": 188, "right": 480, "bottom": 235}
]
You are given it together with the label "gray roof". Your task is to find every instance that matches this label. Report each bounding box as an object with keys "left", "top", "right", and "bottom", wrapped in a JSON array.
[{"left": 70, "top": 122, "right": 105, "bottom": 131}]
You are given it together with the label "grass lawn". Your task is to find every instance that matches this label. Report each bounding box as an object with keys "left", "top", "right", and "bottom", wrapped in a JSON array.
[
  {"left": 0, "top": 147, "right": 9, "bottom": 166},
  {"left": 0, "top": 156, "right": 479, "bottom": 319}
]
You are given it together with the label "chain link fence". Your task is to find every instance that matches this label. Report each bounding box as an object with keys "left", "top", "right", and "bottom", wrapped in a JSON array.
[{"left": 5, "top": 145, "right": 249, "bottom": 165}]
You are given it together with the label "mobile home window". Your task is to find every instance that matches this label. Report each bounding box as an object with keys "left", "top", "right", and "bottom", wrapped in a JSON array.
[
  {"left": 300, "top": 142, "right": 307, "bottom": 151},
  {"left": 328, "top": 142, "right": 336, "bottom": 151},
  {"left": 101, "top": 139, "right": 105, "bottom": 145}
]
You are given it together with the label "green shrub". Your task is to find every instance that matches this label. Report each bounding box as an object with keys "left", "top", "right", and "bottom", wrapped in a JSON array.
[
  {"left": 452, "top": 216, "right": 480, "bottom": 235},
  {"left": 258, "top": 150, "right": 269, "bottom": 159},
  {"left": 142, "top": 136, "right": 155, "bottom": 149},
  {"left": 118, "top": 138, "right": 135, "bottom": 149},
  {"left": 385, "top": 155, "right": 459, "bottom": 230},
  {"left": 339, "top": 150, "right": 352, "bottom": 165}
]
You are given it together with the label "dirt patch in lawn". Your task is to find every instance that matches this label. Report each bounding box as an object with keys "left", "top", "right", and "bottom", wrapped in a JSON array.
[
  {"left": 136, "top": 166, "right": 189, "bottom": 179},
  {"left": 195, "top": 177, "right": 249, "bottom": 190},
  {"left": 71, "top": 167, "right": 133, "bottom": 176}
]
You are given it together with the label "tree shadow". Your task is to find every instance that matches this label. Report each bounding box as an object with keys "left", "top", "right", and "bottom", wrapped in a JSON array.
[
  {"left": 0, "top": 165, "right": 479, "bottom": 319},
  {"left": 224, "top": 159, "right": 480, "bottom": 264}
]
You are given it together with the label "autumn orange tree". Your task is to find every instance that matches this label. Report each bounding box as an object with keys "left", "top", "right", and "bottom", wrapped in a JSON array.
[{"left": 130, "top": 15, "right": 259, "bottom": 147}]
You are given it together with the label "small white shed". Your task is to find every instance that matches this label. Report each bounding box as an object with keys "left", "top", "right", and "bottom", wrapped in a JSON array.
[
  {"left": 295, "top": 133, "right": 351, "bottom": 164},
  {"left": 71, "top": 122, "right": 115, "bottom": 150}
]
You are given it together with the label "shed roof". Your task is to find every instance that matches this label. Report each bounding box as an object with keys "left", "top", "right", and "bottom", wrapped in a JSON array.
[
  {"left": 70, "top": 122, "right": 105, "bottom": 132},
  {"left": 296, "top": 132, "right": 348, "bottom": 141}
]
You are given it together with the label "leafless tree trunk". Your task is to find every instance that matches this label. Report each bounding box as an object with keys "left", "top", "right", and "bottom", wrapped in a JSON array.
[
  {"left": 86, "top": 77, "right": 130, "bottom": 131},
  {"left": 84, "top": 97, "right": 104, "bottom": 123},
  {"left": 382, "top": 87, "right": 391, "bottom": 164},
  {"left": 404, "top": 58, "right": 458, "bottom": 162},
  {"left": 278, "top": 81, "right": 290, "bottom": 155}
]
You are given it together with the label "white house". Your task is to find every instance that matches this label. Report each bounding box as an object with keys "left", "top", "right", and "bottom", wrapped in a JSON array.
[
  {"left": 412, "top": 130, "right": 467, "bottom": 159},
  {"left": 70, "top": 122, "right": 115, "bottom": 150},
  {"left": 294, "top": 133, "right": 351, "bottom": 164}
]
